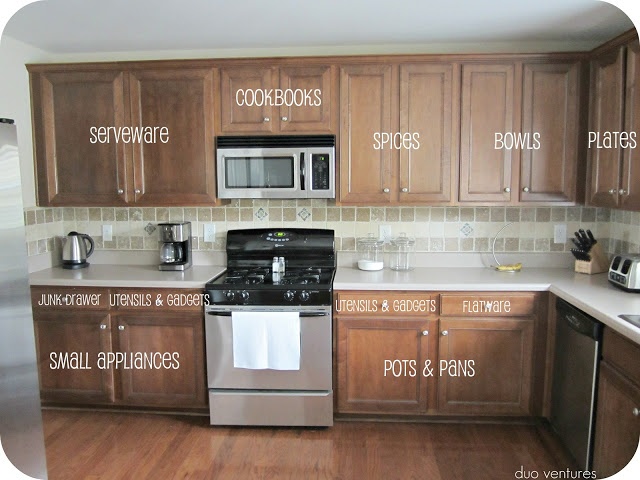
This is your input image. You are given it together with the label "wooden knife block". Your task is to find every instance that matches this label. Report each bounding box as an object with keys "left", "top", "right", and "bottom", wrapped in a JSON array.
[{"left": 574, "top": 243, "right": 609, "bottom": 274}]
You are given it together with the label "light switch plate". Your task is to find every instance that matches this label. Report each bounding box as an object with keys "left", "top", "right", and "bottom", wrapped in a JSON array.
[
  {"left": 554, "top": 224, "right": 567, "bottom": 244},
  {"left": 102, "top": 224, "right": 113, "bottom": 242},
  {"left": 379, "top": 225, "right": 392, "bottom": 243},
  {"left": 203, "top": 223, "right": 216, "bottom": 242}
]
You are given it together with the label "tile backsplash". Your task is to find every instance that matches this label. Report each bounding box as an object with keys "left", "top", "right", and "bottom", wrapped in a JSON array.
[{"left": 23, "top": 200, "right": 640, "bottom": 259}]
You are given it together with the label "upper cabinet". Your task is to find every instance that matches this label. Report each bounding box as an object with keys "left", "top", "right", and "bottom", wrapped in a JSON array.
[
  {"left": 30, "top": 64, "right": 219, "bottom": 206},
  {"left": 31, "top": 69, "right": 129, "bottom": 206},
  {"left": 339, "top": 64, "right": 396, "bottom": 204},
  {"left": 218, "top": 65, "right": 336, "bottom": 134},
  {"left": 128, "top": 67, "right": 216, "bottom": 205},
  {"left": 621, "top": 40, "right": 640, "bottom": 210},
  {"left": 520, "top": 62, "right": 581, "bottom": 204},
  {"left": 459, "top": 63, "right": 517, "bottom": 203}
]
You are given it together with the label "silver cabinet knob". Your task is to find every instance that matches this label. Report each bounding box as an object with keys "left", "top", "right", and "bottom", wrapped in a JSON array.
[
  {"left": 401, "top": 188, "right": 409, "bottom": 193},
  {"left": 100, "top": 324, "right": 107, "bottom": 330},
  {"left": 633, "top": 407, "right": 639, "bottom": 417},
  {"left": 263, "top": 117, "right": 270, "bottom": 122},
  {"left": 281, "top": 116, "right": 288, "bottom": 121},
  {"left": 422, "top": 330, "right": 429, "bottom": 336},
  {"left": 441, "top": 330, "right": 448, "bottom": 336},
  {"left": 619, "top": 189, "right": 627, "bottom": 195},
  {"left": 134, "top": 189, "right": 141, "bottom": 194},
  {"left": 117, "top": 189, "right": 124, "bottom": 194},
  {"left": 118, "top": 325, "right": 125, "bottom": 331},
  {"left": 504, "top": 187, "right": 511, "bottom": 193},
  {"left": 522, "top": 187, "right": 530, "bottom": 192},
  {"left": 383, "top": 188, "right": 390, "bottom": 193},
  {"left": 608, "top": 188, "right": 616, "bottom": 194}
]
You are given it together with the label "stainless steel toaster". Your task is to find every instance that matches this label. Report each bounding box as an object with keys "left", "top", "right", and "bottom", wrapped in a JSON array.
[{"left": 608, "top": 254, "right": 640, "bottom": 292}]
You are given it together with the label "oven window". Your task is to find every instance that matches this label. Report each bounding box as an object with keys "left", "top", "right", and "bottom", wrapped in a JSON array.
[{"left": 225, "top": 156, "right": 295, "bottom": 188}]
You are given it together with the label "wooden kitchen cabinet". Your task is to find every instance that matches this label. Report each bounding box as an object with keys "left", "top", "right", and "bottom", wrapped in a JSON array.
[
  {"left": 339, "top": 64, "right": 396, "bottom": 204},
  {"left": 587, "top": 47, "right": 626, "bottom": 208},
  {"left": 30, "top": 69, "right": 129, "bottom": 206},
  {"left": 128, "top": 67, "right": 217, "bottom": 205},
  {"left": 30, "top": 286, "right": 207, "bottom": 410},
  {"left": 520, "top": 62, "right": 581, "bottom": 203},
  {"left": 29, "top": 64, "right": 219, "bottom": 206},
  {"left": 114, "top": 312, "right": 206, "bottom": 408},
  {"left": 398, "top": 63, "right": 459, "bottom": 203},
  {"left": 218, "top": 65, "right": 335, "bottom": 133},
  {"left": 593, "top": 328, "right": 640, "bottom": 477},
  {"left": 336, "top": 316, "right": 438, "bottom": 414},
  {"left": 33, "top": 310, "right": 115, "bottom": 404},
  {"left": 459, "top": 63, "right": 518, "bottom": 203},
  {"left": 437, "top": 317, "right": 534, "bottom": 415},
  {"left": 619, "top": 40, "right": 640, "bottom": 210}
]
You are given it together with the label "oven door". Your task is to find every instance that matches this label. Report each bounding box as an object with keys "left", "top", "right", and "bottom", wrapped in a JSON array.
[
  {"left": 216, "top": 147, "right": 302, "bottom": 199},
  {"left": 204, "top": 305, "right": 332, "bottom": 391}
]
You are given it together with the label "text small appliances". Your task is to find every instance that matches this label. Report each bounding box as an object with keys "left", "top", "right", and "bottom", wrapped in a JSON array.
[
  {"left": 608, "top": 254, "right": 640, "bottom": 292},
  {"left": 61, "top": 231, "right": 94, "bottom": 269},
  {"left": 216, "top": 135, "right": 335, "bottom": 199},
  {"left": 158, "top": 221, "right": 192, "bottom": 271}
]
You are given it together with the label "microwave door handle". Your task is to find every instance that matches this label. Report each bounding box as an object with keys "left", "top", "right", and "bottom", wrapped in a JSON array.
[{"left": 300, "top": 152, "right": 306, "bottom": 191}]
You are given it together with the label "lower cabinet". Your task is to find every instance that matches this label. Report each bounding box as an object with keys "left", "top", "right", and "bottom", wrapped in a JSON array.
[
  {"left": 334, "top": 291, "right": 539, "bottom": 417},
  {"left": 31, "top": 286, "right": 207, "bottom": 410},
  {"left": 592, "top": 329, "right": 640, "bottom": 477}
]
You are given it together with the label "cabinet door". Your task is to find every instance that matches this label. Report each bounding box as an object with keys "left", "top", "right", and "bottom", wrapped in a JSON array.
[
  {"left": 520, "top": 63, "right": 580, "bottom": 203},
  {"left": 31, "top": 70, "right": 129, "bottom": 206},
  {"left": 114, "top": 313, "right": 206, "bottom": 408},
  {"left": 399, "top": 64, "right": 458, "bottom": 203},
  {"left": 621, "top": 41, "right": 640, "bottom": 210},
  {"left": 592, "top": 362, "right": 640, "bottom": 477},
  {"left": 339, "top": 65, "right": 396, "bottom": 204},
  {"left": 438, "top": 317, "right": 534, "bottom": 415},
  {"left": 219, "top": 66, "right": 276, "bottom": 132},
  {"left": 278, "top": 65, "right": 335, "bottom": 132},
  {"left": 33, "top": 311, "right": 114, "bottom": 404},
  {"left": 128, "top": 68, "right": 217, "bottom": 205},
  {"left": 587, "top": 48, "right": 625, "bottom": 207},
  {"left": 336, "top": 316, "right": 437, "bottom": 414},
  {"left": 459, "top": 64, "right": 516, "bottom": 203}
]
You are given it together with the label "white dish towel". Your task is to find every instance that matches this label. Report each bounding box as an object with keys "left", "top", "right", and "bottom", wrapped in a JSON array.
[{"left": 231, "top": 311, "right": 301, "bottom": 370}]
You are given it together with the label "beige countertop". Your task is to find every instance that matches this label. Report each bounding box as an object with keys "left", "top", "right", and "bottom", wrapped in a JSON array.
[
  {"left": 334, "top": 267, "right": 640, "bottom": 345},
  {"left": 29, "top": 264, "right": 226, "bottom": 288}
]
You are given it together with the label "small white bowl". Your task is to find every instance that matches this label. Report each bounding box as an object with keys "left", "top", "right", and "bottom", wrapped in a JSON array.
[{"left": 358, "top": 260, "right": 384, "bottom": 271}]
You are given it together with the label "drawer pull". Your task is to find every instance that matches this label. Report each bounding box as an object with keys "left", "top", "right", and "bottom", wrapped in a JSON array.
[
  {"left": 100, "top": 324, "right": 107, "bottom": 330},
  {"left": 422, "top": 330, "right": 429, "bottom": 336},
  {"left": 441, "top": 330, "right": 448, "bottom": 336},
  {"left": 633, "top": 407, "right": 639, "bottom": 417},
  {"left": 118, "top": 325, "right": 125, "bottom": 331}
]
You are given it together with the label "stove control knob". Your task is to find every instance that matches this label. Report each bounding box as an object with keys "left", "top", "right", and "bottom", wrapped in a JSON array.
[
  {"left": 225, "top": 291, "right": 235, "bottom": 301},
  {"left": 240, "top": 290, "right": 249, "bottom": 302},
  {"left": 299, "top": 291, "right": 310, "bottom": 302},
  {"left": 284, "top": 290, "right": 295, "bottom": 302}
]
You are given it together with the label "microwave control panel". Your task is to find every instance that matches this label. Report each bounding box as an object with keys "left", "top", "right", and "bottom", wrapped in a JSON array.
[{"left": 311, "top": 154, "right": 330, "bottom": 190}]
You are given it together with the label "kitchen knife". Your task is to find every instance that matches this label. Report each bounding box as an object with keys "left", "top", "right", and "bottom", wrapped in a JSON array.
[
  {"left": 586, "top": 229, "right": 597, "bottom": 245},
  {"left": 570, "top": 248, "right": 591, "bottom": 261}
]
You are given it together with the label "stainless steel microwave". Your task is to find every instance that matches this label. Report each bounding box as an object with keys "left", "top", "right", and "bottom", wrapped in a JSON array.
[{"left": 216, "top": 135, "right": 335, "bottom": 199}]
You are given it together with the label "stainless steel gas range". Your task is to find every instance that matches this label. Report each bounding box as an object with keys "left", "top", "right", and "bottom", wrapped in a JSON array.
[{"left": 204, "top": 228, "right": 335, "bottom": 426}]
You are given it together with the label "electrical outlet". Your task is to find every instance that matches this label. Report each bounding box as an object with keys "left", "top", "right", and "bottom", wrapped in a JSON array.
[
  {"left": 203, "top": 223, "right": 216, "bottom": 243},
  {"left": 554, "top": 224, "right": 567, "bottom": 244},
  {"left": 102, "top": 224, "right": 113, "bottom": 242},
  {"left": 379, "top": 225, "right": 392, "bottom": 243}
]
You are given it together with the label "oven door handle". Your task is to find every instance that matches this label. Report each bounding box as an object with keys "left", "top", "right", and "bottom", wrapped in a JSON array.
[{"left": 206, "top": 311, "right": 329, "bottom": 317}]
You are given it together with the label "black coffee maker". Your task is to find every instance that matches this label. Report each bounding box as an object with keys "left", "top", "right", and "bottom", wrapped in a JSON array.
[{"left": 158, "top": 222, "right": 192, "bottom": 271}]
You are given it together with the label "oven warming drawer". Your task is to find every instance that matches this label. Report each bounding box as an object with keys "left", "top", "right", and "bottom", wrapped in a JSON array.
[{"left": 209, "top": 390, "right": 333, "bottom": 426}]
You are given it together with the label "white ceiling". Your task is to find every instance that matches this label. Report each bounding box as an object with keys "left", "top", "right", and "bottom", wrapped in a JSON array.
[{"left": 3, "top": 0, "right": 637, "bottom": 55}]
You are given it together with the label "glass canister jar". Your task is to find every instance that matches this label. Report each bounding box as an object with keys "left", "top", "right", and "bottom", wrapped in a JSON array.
[
  {"left": 389, "top": 232, "right": 416, "bottom": 271},
  {"left": 356, "top": 233, "right": 384, "bottom": 271}
]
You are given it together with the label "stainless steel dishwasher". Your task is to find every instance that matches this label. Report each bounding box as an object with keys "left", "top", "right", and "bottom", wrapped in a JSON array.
[{"left": 551, "top": 298, "right": 603, "bottom": 470}]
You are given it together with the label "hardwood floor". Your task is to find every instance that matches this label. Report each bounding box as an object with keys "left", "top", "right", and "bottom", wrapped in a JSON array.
[{"left": 42, "top": 410, "right": 566, "bottom": 479}]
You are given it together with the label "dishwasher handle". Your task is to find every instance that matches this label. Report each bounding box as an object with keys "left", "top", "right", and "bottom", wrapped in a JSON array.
[{"left": 556, "top": 298, "right": 603, "bottom": 340}]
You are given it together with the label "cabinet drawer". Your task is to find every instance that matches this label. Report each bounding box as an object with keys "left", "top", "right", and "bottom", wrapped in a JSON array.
[
  {"left": 334, "top": 291, "right": 438, "bottom": 316},
  {"left": 440, "top": 293, "right": 536, "bottom": 316},
  {"left": 602, "top": 328, "right": 640, "bottom": 386},
  {"left": 31, "top": 286, "right": 109, "bottom": 310},
  {"left": 111, "top": 288, "right": 206, "bottom": 312}
]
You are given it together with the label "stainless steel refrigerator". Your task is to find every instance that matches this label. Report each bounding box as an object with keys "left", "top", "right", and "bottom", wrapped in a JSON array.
[{"left": 0, "top": 118, "right": 48, "bottom": 478}]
